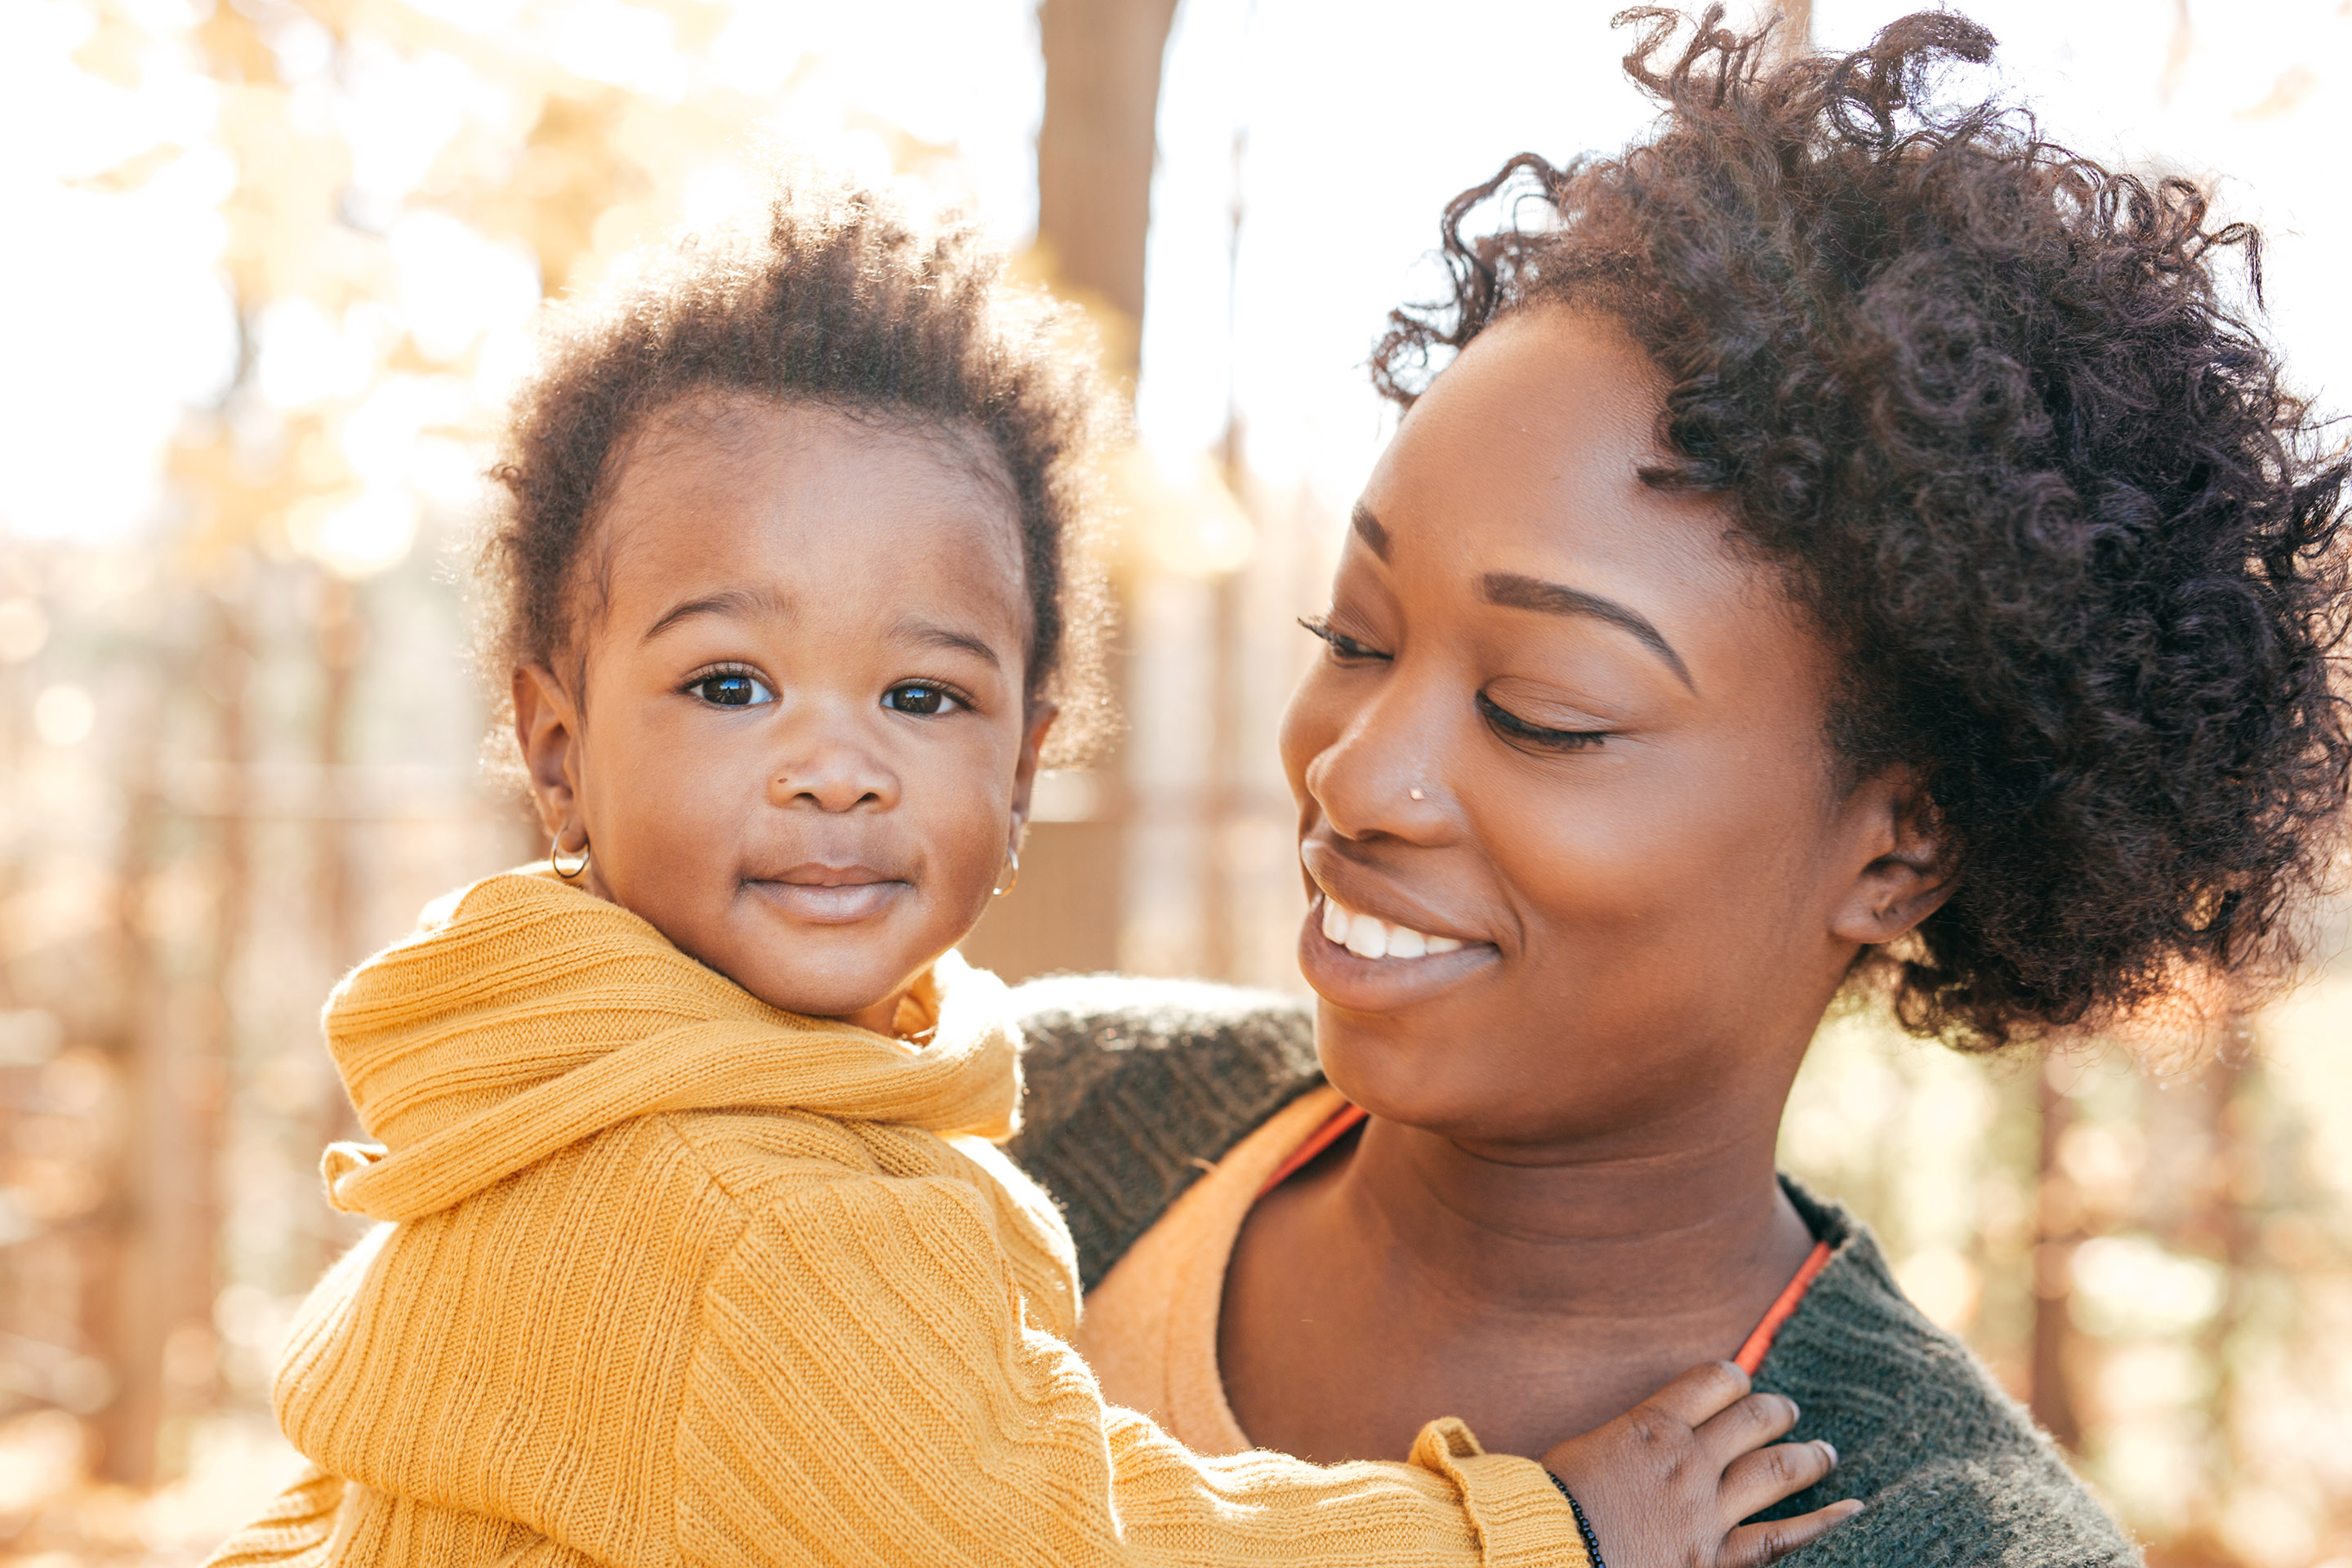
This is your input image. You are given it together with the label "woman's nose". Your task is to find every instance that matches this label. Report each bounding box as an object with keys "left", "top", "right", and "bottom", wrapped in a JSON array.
[{"left": 1301, "top": 677, "right": 1452, "bottom": 844}]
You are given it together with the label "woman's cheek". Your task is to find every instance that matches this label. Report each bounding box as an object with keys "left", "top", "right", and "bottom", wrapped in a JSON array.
[{"left": 1277, "top": 667, "right": 1343, "bottom": 806}]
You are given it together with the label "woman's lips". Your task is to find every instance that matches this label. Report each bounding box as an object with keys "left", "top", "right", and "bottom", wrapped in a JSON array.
[
  {"left": 746, "top": 871, "right": 908, "bottom": 924},
  {"left": 1298, "top": 893, "right": 1495, "bottom": 1009},
  {"left": 1317, "top": 893, "right": 1465, "bottom": 960}
]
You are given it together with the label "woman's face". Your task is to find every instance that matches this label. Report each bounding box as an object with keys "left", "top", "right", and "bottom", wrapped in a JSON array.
[{"left": 1282, "top": 310, "right": 1908, "bottom": 1150}]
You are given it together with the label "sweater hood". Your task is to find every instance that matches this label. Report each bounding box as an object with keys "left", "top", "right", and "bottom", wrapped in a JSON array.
[{"left": 318, "top": 870, "right": 1021, "bottom": 1223}]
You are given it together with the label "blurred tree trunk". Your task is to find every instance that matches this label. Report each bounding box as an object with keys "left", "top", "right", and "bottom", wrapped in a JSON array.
[
  {"left": 87, "top": 704, "right": 162, "bottom": 1481},
  {"left": 2031, "top": 1063, "right": 2083, "bottom": 1450},
  {"left": 1774, "top": 1, "right": 1812, "bottom": 57},
  {"left": 2192, "top": 1049, "right": 2254, "bottom": 1542},
  {"left": 305, "top": 575, "right": 367, "bottom": 1281},
  {"left": 964, "top": 0, "right": 1180, "bottom": 982},
  {"left": 1034, "top": 0, "right": 1182, "bottom": 344},
  {"left": 92, "top": 599, "right": 247, "bottom": 1484},
  {"left": 314, "top": 578, "right": 361, "bottom": 987}
]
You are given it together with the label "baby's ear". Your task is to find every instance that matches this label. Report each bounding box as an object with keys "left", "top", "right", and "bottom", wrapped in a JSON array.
[
  {"left": 1009, "top": 702, "right": 1058, "bottom": 834},
  {"left": 1828, "top": 765, "right": 1955, "bottom": 947},
  {"left": 513, "top": 665, "right": 585, "bottom": 837}
]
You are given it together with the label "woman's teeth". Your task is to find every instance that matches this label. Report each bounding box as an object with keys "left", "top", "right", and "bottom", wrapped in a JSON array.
[{"left": 1318, "top": 895, "right": 1463, "bottom": 960}]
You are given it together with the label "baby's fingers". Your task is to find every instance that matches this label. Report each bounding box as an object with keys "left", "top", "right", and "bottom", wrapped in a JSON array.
[
  {"left": 1722, "top": 1438, "right": 1839, "bottom": 1520},
  {"left": 1719, "top": 1498, "right": 1864, "bottom": 1568},
  {"left": 1695, "top": 1389, "right": 1801, "bottom": 1463},
  {"left": 1639, "top": 1360, "right": 1754, "bottom": 1429}
]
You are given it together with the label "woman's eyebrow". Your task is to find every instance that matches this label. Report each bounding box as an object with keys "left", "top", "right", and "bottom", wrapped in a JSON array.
[
  {"left": 640, "top": 586, "right": 786, "bottom": 643},
  {"left": 1479, "top": 571, "right": 1694, "bottom": 690}
]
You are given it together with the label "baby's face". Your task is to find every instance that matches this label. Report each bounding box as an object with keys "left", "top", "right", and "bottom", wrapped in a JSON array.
[{"left": 515, "top": 394, "right": 1049, "bottom": 1031}]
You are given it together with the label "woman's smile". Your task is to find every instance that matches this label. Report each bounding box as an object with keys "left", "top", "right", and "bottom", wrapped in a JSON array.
[
  {"left": 1296, "top": 827, "right": 1502, "bottom": 1011},
  {"left": 1299, "top": 893, "right": 1498, "bottom": 1011}
]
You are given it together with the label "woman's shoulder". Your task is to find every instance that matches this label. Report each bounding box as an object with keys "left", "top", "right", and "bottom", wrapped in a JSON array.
[
  {"left": 1762, "top": 1179, "right": 2140, "bottom": 1567},
  {"left": 1004, "top": 974, "right": 1321, "bottom": 1290}
]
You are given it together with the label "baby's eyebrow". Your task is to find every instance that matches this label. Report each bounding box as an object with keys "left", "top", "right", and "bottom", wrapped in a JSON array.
[
  {"left": 640, "top": 586, "right": 786, "bottom": 643},
  {"left": 893, "top": 616, "right": 1002, "bottom": 668}
]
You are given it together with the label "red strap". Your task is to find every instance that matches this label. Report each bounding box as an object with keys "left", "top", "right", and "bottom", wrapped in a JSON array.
[
  {"left": 1254, "top": 1102, "right": 1836, "bottom": 1372},
  {"left": 1258, "top": 1102, "right": 1369, "bottom": 1196},
  {"left": 1733, "top": 1240, "right": 1833, "bottom": 1374}
]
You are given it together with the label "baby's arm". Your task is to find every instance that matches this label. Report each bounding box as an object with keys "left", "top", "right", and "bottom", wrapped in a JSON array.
[
  {"left": 684, "top": 1172, "right": 1571, "bottom": 1565},
  {"left": 680, "top": 1178, "right": 1855, "bottom": 1567},
  {"left": 1542, "top": 1362, "right": 1863, "bottom": 1568}
]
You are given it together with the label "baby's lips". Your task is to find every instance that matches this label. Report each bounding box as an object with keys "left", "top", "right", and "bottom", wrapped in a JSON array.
[{"left": 746, "top": 876, "right": 911, "bottom": 925}]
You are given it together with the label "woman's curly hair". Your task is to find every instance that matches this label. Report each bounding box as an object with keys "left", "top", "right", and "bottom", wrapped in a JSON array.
[
  {"left": 1374, "top": 8, "right": 2352, "bottom": 1049},
  {"left": 481, "top": 182, "right": 1116, "bottom": 764}
]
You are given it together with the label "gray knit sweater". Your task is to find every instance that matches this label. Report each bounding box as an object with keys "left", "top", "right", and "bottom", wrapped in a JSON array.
[{"left": 1006, "top": 976, "right": 2141, "bottom": 1568}]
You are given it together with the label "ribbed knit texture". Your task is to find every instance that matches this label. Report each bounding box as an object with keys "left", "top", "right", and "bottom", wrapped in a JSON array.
[
  {"left": 1008, "top": 978, "right": 2145, "bottom": 1568},
  {"left": 1006, "top": 975, "right": 1323, "bottom": 1292},
  {"left": 207, "top": 873, "right": 1584, "bottom": 1568}
]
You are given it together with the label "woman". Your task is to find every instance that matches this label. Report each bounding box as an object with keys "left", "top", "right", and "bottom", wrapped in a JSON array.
[{"left": 1006, "top": 11, "right": 2348, "bottom": 1566}]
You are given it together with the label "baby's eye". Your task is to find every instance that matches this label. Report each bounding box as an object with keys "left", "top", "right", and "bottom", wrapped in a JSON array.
[
  {"left": 690, "top": 670, "right": 775, "bottom": 707},
  {"left": 881, "top": 683, "right": 962, "bottom": 717}
]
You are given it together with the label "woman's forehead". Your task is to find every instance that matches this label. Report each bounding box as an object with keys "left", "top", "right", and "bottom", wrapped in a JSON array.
[
  {"left": 1351, "top": 310, "right": 1832, "bottom": 714},
  {"left": 1361, "top": 313, "right": 1758, "bottom": 611}
]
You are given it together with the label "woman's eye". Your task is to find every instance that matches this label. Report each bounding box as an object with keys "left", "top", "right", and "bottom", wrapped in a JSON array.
[
  {"left": 690, "top": 671, "right": 774, "bottom": 707},
  {"left": 1298, "top": 615, "right": 1388, "bottom": 662},
  {"left": 1477, "top": 691, "right": 1607, "bottom": 751},
  {"left": 881, "top": 684, "right": 962, "bottom": 716}
]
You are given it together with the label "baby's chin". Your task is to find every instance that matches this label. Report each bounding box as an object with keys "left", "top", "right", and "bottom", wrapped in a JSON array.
[{"left": 706, "top": 909, "right": 949, "bottom": 1029}]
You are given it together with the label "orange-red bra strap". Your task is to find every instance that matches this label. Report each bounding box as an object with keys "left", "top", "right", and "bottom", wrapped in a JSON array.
[
  {"left": 1733, "top": 1240, "right": 1833, "bottom": 1374},
  {"left": 1258, "top": 1102, "right": 1370, "bottom": 1197}
]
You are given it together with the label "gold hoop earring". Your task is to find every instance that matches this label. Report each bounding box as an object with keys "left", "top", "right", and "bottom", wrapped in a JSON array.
[
  {"left": 550, "top": 833, "right": 590, "bottom": 881},
  {"left": 991, "top": 846, "right": 1020, "bottom": 898}
]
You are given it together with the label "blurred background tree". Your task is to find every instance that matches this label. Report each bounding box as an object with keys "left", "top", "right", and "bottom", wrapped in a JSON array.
[{"left": 2, "top": 2, "right": 2350, "bottom": 1564}]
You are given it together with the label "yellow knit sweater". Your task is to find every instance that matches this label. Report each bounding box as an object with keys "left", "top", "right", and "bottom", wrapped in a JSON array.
[{"left": 206, "top": 871, "right": 1582, "bottom": 1568}]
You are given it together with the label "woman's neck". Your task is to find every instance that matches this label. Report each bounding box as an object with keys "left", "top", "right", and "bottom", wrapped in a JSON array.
[
  {"left": 1340, "top": 1107, "right": 1807, "bottom": 1323},
  {"left": 1218, "top": 1097, "right": 1815, "bottom": 1463}
]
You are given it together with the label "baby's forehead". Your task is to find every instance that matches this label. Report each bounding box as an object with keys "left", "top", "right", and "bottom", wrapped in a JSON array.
[
  {"left": 619, "top": 393, "right": 1017, "bottom": 511},
  {"left": 590, "top": 394, "right": 1031, "bottom": 631}
]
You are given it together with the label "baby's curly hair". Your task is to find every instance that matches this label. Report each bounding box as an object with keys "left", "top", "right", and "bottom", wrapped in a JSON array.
[
  {"left": 481, "top": 182, "right": 1115, "bottom": 764},
  {"left": 1375, "top": 8, "right": 2352, "bottom": 1049}
]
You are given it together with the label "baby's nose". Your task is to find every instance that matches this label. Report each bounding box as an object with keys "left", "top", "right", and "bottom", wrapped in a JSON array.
[{"left": 771, "top": 745, "right": 898, "bottom": 812}]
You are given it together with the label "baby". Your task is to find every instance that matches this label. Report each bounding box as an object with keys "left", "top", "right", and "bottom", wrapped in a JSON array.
[{"left": 207, "top": 185, "right": 1857, "bottom": 1568}]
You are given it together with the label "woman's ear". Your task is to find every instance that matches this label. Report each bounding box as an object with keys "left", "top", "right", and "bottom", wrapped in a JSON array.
[
  {"left": 1829, "top": 766, "right": 1956, "bottom": 946},
  {"left": 512, "top": 664, "right": 586, "bottom": 842},
  {"left": 1007, "top": 701, "right": 1059, "bottom": 845}
]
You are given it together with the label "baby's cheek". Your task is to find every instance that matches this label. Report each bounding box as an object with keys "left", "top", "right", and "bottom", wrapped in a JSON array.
[{"left": 924, "top": 789, "right": 1016, "bottom": 937}]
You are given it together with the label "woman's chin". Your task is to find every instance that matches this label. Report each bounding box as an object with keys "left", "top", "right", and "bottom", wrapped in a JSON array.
[{"left": 1294, "top": 907, "right": 1500, "bottom": 1016}]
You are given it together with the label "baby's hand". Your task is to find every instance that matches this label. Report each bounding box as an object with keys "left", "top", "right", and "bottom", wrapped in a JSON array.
[{"left": 1539, "top": 1361, "right": 1861, "bottom": 1568}]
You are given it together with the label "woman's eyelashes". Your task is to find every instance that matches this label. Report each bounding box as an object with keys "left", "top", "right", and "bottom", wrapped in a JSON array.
[
  {"left": 686, "top": 666, "right": 775, "bottom": 707},
  {"left": 1298, "top": 614, "right": 1388, "bottom": 662},
  {"left": 1477, "top": 690, "right": 1607, "bottom": 751},
  {"left": 1301, "top": 614, "right": 1609, "bottom": 751}
]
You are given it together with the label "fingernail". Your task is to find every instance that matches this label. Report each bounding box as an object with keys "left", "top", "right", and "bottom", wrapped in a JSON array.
[{"left": 1818, "top": 1441, "right": 1838, "bottom": 1464}]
